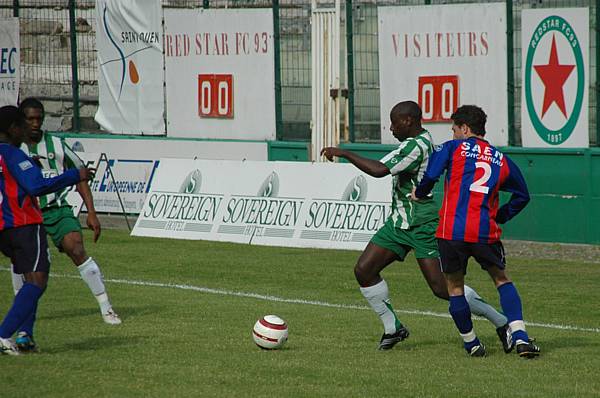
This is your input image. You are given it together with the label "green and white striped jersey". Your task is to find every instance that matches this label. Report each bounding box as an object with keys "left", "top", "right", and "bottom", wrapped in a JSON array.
[
  {"left": 24, "top": 133, "right": 84, "bottom": 209},
  {"left": 380, "top": 130, "right": 438, "bottom": 229}
]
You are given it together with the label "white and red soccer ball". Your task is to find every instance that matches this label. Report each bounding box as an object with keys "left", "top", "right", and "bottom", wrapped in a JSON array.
[{"left": 252, "top": 315, "right": 288, "bottom": 349}]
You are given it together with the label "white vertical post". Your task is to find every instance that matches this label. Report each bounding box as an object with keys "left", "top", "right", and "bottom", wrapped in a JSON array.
[{"left": 311, "top": 0, "right": 341, "bottom": 162}]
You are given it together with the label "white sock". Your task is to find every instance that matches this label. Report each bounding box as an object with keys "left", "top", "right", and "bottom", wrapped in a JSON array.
[
  {"left": 460, "top": 329, "right": 478, "bottom": 344},
  {"left": 10, "top": 265, "right": 24, "bottom": 295},
  {"left": 360, "top": 279, "right": 401, "bottom": 335},
  {"left": 78, "top": 257, "right": 112, "bottom": 314},
  {"left": 464, "top": 284, "right": 507, "bottom": 328}
]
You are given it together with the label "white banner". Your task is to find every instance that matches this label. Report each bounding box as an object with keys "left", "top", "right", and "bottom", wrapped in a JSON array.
[
  {"left": 378, "top": 4, "right": 507, "bottom": 146},
  {"left": 88, "top": 157, "right": 160, "bottom": 214},
  {"left": 63, "top": 136, "right": 267, "bottom": 161},
  {"left": 63, "top": 136, "right": 267, "bottom": 214},
  {"left": 132, "top": 159, "right": 394, "bottom": 251},
  {"left": 94, "top": 0, "right": 165, "bottom": 134},
  {"left": 164, "top": 9, "right": 275, "bottom": 140},
  {"left": 66, "top": 152, "right": 159, "bottom": 215},
  {"left": 0, "top": 18, "right": 19, "bottom": 107},
  {"left": 521, "top": 8, "right": 589, "bottom": 148}
]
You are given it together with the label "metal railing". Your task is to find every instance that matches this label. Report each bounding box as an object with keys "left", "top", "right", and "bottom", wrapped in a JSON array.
[{"left": 2, "top": 0, "right": 598, "bottom": 146}]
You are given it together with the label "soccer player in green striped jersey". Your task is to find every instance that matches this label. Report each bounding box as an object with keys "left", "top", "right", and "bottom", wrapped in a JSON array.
[
  {"left": 10, "top": 98, "right": 121, "bottom": 351},
  {"left": 321, "top": 101, "right": 511, "bottom": 352}
]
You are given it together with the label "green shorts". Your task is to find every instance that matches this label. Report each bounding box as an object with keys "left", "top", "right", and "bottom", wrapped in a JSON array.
[
  {"left": 370, "top": 217, "right": 439, "bottom": 260},
  {"left": 42, "top": 206, "right": 82, "bottom": 248}
]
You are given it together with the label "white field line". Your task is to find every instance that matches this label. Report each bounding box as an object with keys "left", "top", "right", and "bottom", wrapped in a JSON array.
[{"left": 2, "top": 267, "right": 599, "bottom": 334}]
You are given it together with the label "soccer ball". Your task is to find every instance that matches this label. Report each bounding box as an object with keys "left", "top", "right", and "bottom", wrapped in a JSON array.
[{"left": 252, "top": 315, "right": 288, "bottom": 350}]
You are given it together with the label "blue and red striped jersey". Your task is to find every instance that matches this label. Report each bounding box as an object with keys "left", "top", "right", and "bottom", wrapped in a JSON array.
[
  {"left": 0, "top": 143, "right": 81, "bottom": 230},
  {"left": 415, "top": 137, "right": 530, "bottom": 243}
]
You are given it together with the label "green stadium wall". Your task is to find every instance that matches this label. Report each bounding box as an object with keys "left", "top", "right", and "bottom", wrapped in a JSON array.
[{"left": 268, "top": 141, "right": 600, "bottom": 245}]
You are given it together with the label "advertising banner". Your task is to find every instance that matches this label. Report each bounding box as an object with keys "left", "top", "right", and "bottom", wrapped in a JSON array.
[
  {"left": 521, "top": 8, "right": 589, "bottom": 147},
  {"left": 63, "top": 136, "right": 267, "bottom": 160},
  {"left": 63, "top": 137, "right": 267, "bottom": 214},
  {"left": 378, "top": 3, "right": 507, "bottom": 146},
  {"left": 88, "top": 157, "right": 160, "bottom": 214},
  {"left": 94, "top": 0, "right": 165, "bottom": 134},
  {"left": 65, "top": 152, "right": 101, "bottom": 216},
  {"left": 66, "top": 153, "right": 159, "bottom": 215},
  {"left": 0, "top": 18, "right": 19, "bottom": 107},
  {"left": 163, "top": 8, "right": 275, "bottom": 140},
  {"left": 132, "top": 159, "right": 395, "bottom": 251}
]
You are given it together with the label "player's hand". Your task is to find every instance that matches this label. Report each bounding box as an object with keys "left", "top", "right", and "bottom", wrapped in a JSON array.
[
  {"left": 87, "top": 212, "right": 102, "bottom": 243},
  {"left": 320, "top": 147, "right": 343, "bottom": 161},
  {"left": 79, "top": 167, "right": 96, "bottom": 181},
  {"left": 410, "top": 186, "right": 420, "bottom": 202}
]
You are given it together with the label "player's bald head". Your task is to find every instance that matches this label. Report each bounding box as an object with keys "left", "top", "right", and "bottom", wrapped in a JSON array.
[{"left": 390, "top": 101, "right": 422, "bottom": 124}]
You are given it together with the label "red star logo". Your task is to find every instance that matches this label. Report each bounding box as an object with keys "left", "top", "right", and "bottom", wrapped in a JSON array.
[{"left": 533, "top": 34, "right": 575, "bottom": 118}]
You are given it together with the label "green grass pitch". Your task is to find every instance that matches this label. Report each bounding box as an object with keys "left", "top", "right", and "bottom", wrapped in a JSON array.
[{"left": 1, "top": 229, "right": 599, "bottom": 397}]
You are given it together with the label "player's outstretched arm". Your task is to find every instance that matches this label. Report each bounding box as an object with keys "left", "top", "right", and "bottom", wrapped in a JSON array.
[
  {"left": 77, "top": 180, "right": 101, "bottom": 242},
  {"left": 6, "top": 147, "right": 85, "bottom": 196},
  {"left": 320, "top": 147, "right": 390, "bottom": 178},
  {"left": 414, "top": 141, "right": 453, "bottom": 199}
]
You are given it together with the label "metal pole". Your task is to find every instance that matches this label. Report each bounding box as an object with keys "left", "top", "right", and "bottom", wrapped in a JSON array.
[
  {"left": 68, "top": 0, "right": 81, "bottom": 131},
  {"left": 273, "top": 0, "right": 283, "bottom": 141},
  {"left": 506, "top": 0, "right": 515, "bottom": 146},
  {"left": 596, "top": 0, "right": 600, "bottom": 146},
  {"left": 12, "top": 0, "right": 18, "bottom": 17},
  {"left": 100, "top": 153, "right": 132, "bottom": 231},
  {"left": 346, "top": 0, "right": 355, "bottom": 142}
]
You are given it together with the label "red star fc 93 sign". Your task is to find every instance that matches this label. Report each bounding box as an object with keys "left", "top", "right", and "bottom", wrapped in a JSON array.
[{"left": 521, "top": 8, "right": 589, "bottom": 148}]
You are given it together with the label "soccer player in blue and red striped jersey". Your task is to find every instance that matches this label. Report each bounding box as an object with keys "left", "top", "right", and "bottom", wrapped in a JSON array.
[
  {"left": 0, "top": 105, "right": 93, "bottom": 355},
  {"left": 414, "top": 105, "right": 540, "bottom": 358}
]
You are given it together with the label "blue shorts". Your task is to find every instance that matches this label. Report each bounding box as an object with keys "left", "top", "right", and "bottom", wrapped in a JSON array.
[
  {"left": 437, "top": 238, "right": 505, "bottom": 274},
  {"left": 0, "top": 224, "right": 51, "bottom": 274}
]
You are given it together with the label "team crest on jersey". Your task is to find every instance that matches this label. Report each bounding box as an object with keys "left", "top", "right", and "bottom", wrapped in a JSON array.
[
  {"left": 434, "top": 144, "right": 443, "bottom": 152},
  {"left": 18, "top": 160, "right": 33, "bottom": 171}
]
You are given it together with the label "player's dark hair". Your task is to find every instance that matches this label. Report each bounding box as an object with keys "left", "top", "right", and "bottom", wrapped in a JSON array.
[
  {"left": 390, "top": 100, "right": 422, "bottom": 123},
  {"left": 0, "top": 105, "right": 26, "bottom": 134},
  {"left": 18, "top": 97, "right": 45, "bottom": 114},
  {"left": 451, "top": 105, "right": 487, "bottom": 136}
]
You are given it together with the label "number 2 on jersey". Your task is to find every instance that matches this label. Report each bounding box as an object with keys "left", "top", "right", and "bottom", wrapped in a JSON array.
[{"left": 470, "top": 162, "right": 491, "bottom": 194}]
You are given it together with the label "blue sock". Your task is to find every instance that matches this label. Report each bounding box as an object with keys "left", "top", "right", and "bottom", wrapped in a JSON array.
[
  {"left": 449, "top": 295, "right": 480, "bottom": 351},
  {"left": 498, "top": 282, "right": 529, "bottom": 342},
  {"left": 0, "top": 283, "right": 43, "bottom": 339},
  {"left": 18, "top": 300, "right": 38, "bottom": 338}
]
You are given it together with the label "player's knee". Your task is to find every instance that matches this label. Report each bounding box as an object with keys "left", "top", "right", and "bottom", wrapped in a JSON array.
[
  {"left": 68, "top": 244, "right": 88, "bottom": 265},
  {"left": 24, "top": 272, "right": 48, "bottom": 290},
  {"left": 431, "top": 284, "right": 449, "bottom": 300},
  {"left": 354, "top": 260, "right": 374, "bottom": 284}
]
